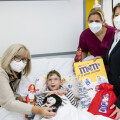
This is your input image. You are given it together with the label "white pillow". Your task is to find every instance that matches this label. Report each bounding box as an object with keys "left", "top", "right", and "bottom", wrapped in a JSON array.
[
  {"left": 48, "top": 58, "right": 74, "bottom": 76},
  {"left": 29, "top": 58, "right": 49, "bottom": 80},
  {"left": 29, "top": 58, "right": 74, "bottom": 80}
]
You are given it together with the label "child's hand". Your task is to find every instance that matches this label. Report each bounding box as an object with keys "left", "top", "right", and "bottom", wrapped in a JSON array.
[
  {"left": 45, "top": 90, "right": 58, "bottom": 97},
  {"left": 57, "top": 90, "right": 68, "bottom": 96}
]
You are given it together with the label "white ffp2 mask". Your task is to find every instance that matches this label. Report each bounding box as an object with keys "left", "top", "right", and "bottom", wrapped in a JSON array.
[
  {"left": 10, "top": 60, "right": 26, "bottom": 73},
  {"left": 89, "top": 22, "right": 102, "bottom": 34},
  {"left": 114, "top": 15, "right": 120, "bottom": 30}
]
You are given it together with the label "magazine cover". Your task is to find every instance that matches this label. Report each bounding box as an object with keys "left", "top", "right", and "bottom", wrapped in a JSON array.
[{"left": 74, "top": 59, "right": 108, "bottom": 110}]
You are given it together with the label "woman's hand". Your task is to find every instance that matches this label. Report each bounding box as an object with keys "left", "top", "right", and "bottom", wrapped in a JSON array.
[
  {"left": 40, "top": 107, "right": 56, "bottom": 118},
  {"left": 32, "top": 106, "right": 56, "bottom": 119},
  {"left": 72, "top": 61, "right": 75, "bottom": 67},
  {"left": 110, "top": 104, "right": 120, "bottom": 120},
  {"left": 16, "top": 96, "right": 26, "bottom": 102},
  {"left": 92, "top": 56, "right": 101, "bottom": 61}
]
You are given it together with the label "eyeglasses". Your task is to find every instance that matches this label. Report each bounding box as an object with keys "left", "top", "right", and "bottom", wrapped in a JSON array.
[
  {"left": 13, "top": 56, "right": 30, "bottom": 64},
  {"left": 47, "top": 78, "right": 60, "bottom": 82}
]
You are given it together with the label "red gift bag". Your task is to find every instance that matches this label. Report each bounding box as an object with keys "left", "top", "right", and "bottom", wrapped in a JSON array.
[{"left": 88, "top": 83, "right": 117, "bottom": 119}]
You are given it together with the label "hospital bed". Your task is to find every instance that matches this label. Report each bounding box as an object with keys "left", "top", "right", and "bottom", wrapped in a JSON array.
[{"left": 0, "top": 57, "right": 113, "bottom": 120}]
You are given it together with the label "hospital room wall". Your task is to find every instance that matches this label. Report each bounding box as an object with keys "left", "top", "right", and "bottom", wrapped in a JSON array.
[
  {"left": 103, "top": 0, "right": 120, "bottom": 26},
  {"left": 0, "top": 0, "right": 83, "bottom": 58},
  {"left": 103, "top": 0, "right": 113, "bottom": 26},
  {"left": 0, "top": 0, "right": 119, "bottom": 59}
]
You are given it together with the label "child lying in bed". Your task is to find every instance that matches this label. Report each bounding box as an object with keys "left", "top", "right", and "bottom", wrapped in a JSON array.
[
  {"left": 34, "top": 70, "right": 78, "bottom": 120},
  {"left": 33, "top": 70, "right": 112, "bottom": 120}
]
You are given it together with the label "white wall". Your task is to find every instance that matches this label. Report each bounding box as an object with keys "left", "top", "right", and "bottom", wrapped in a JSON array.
[
  {"left": 103, "top": 0, "right": 120, "bottom": 26},
  {"left": 113, "top": 0, "right": 120, "bottom": 7},
  {"left": 0, "top": 0, "right": 83, "bottom": 57},
  {"left": 103, "top": 0, "right": 112, "bottom": 26}
]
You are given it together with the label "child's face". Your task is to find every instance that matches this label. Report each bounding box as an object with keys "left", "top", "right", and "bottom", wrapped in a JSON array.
[{"left": 46, "top": 74, "right": 62, "bottom": 91}]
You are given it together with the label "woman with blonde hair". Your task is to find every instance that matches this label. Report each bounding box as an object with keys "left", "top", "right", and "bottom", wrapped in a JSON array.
[
  {"left": 76, "top": 8, "right": 116, "bottom": 68},
  {"left": 0, "top": 43, "right": 56, "bottom": 118}
]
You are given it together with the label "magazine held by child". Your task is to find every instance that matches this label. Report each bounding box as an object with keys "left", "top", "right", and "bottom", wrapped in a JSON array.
[{"left": 74, "top": 59, "right": 109, "bottom": 110}]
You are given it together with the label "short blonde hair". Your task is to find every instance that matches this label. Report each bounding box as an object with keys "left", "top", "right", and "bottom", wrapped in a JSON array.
[
  {"left": 1, "top": 43, "right": 31, "bottom": 76},
  {"left": 88, "top": 8, "right": 105, "bottom": 22},
  {"left": 112, "top": 3, "right": 120, "bottom": 27}
]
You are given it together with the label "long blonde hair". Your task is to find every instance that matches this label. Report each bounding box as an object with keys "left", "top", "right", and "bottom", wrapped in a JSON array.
[
  {"left": 88, "top": 8, "right": 106, "bottom": 25},
  {"left": 112, "top": 3, "right": 120, "bottom": 27},
  {"left": 1, "top": 43, "right": 31, "bottom": 76}
]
